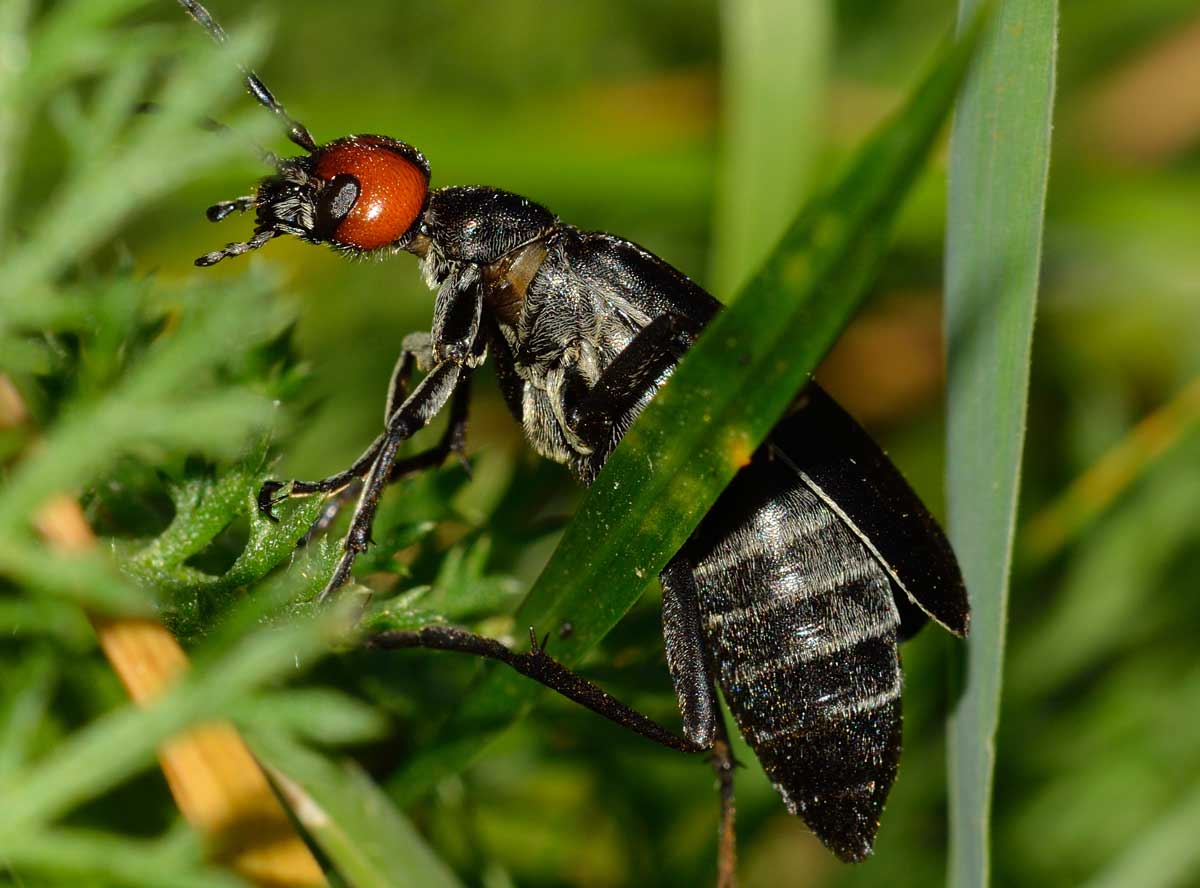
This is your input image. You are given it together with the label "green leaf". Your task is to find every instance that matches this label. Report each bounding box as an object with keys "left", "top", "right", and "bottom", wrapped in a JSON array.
[
  {"left": 0, "top": 279, "right": 290, "bottom": 535},
  {"left": 0, "top": 15, "right": 275, "bottom": 300},
  {"left": 945, "top": 1, "right": 1058, "bottom": 885},
  {"left": 0, "top": 653, "right": 56, "bottom": 779},
  {"left": 391, "top": 17, "right": 986, "bottom": 802},
  {"left": 250, "top": 729, "right": 463, "bottom": 888},
  {"left": 125, "top": 454, "right": 332, "bottom": 603},
  {"left": 232, "top": 688, "right": 389, "bottom": 746}
]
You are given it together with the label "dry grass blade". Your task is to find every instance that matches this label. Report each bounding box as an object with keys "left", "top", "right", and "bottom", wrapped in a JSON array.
[
  {"left": 1021, "top": 375, "right": 1200, "bottom": 565},
  {"left": 12, "top": 369, "right": 325, "bottom": 888}
]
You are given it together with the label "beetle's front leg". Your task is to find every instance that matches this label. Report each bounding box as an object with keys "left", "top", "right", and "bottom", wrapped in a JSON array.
[
  {"left": 316, "top": 273, "right": 486, "bottom": 599},
  {"left": 564, "top": 313, "right": 700, "bottom": 481},
  {"left": 298, "top": 376, "right": 473, "bottom": 544},
  {"left": 320, "top": 359, "right": 471, "bottom": 600},
  {"left": 431, "top": 266, "right": 486, "bottom": 367},
  {"left": 257, "top": 331, "right": 458, "bottom": 524}
]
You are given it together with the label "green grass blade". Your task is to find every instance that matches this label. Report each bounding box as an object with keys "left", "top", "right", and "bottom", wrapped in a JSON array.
[
  {"left": 0, "top": 653, "right": 56, "bottom": 779},
  {"left": 392, "top": 19, "right": 986, "bottom": 802},
  {"left": 251, "top": 730, "right": 463, "bottom": 888},
  {"left": 945, "top": 1, "right": 1058, "bottom": 885},
  {"left": 708, "top": 0, "right": 831, "bottom": 298}
]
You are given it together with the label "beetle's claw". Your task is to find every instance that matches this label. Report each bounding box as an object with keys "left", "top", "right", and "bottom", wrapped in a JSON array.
[{"left": 257, "top": 479, "right": 288, "bottom": 523}]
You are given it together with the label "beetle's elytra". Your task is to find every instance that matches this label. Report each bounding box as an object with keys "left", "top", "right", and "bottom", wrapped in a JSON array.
[{"left": 178, "top": 0, "right": 969, "bottom": 867}]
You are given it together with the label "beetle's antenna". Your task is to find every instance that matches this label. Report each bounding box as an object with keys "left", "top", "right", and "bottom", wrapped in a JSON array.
[{"left": 176, "top": 0, "right": 318, "bottom": 153}]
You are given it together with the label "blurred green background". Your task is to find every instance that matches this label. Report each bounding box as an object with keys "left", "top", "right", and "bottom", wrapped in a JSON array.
[{"left": 3, "top": 0, "right": 1200, "bottom": 886}]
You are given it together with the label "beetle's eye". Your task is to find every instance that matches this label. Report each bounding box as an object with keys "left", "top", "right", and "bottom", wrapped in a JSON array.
[
  {"left": 313, "top": 136, "right": 429, "bottom": 250},
  {"left": 313, "top": 174, "right": 361, "bottom": 241}
]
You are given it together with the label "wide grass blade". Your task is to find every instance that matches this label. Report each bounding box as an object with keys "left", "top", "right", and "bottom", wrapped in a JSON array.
[
  {"left": 945, "top": 1, "right": 1058, "bottom": 885},
  {"left": 392, "top": 17, "right": 987, "bottom": 801}
]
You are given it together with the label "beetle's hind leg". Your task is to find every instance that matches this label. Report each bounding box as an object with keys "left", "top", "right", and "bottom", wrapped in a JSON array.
[
  {"left": 371, "top": 606, "right": 740, "bottom": 888},
  {"left": 369, "top": 623, "right": 705, "bottom": 754},
  {"left": 662, "top": 556, "right": 739, "bottom": 888}
]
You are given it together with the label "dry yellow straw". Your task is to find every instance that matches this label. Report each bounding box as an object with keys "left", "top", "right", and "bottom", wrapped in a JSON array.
[{"left": 3, "top": 375, "right": 325, "bottom": 888}]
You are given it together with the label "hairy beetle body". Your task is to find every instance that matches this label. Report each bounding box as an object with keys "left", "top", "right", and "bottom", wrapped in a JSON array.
[{"left": 177, "top": 0, "right": 969, "bottom": 866}]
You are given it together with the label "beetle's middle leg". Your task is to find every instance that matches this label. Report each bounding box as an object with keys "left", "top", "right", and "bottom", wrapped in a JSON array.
[{"left": 662, "top": 555, "right": 739, "bottom": 888}]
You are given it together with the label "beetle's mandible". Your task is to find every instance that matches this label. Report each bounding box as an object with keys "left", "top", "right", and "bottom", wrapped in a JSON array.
[{"left": 177, "top": 0, "right": 969, "bottom": 869}]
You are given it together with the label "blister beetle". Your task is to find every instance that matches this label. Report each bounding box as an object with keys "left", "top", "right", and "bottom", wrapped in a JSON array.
[{"left": 177, "top": 0, "right": 969, "bottom": 867}]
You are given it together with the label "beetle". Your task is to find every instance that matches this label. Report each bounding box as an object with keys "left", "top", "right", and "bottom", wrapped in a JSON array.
[{"left": 177, "top": 0, "right": 969, "bottom": 866}]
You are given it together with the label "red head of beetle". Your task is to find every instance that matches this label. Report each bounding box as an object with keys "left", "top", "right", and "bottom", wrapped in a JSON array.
[
  {"left": 195, "top": 134, "right": 431, "bottom": 267},
  {"left": 308, "top": 135, "right": 429, "bottom": 251}
]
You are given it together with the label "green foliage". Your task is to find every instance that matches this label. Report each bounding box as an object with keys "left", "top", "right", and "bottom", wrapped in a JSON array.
[
  {"left": 0, "top": 3, "right": 459, "bottom": 885},
  {"left": 707, "top": 0, "right": 831, "bottom": 298},
  {"left": 4, "top": 1, "right": 1197, "bottom": 887},
  {"left": 249, "top": 729, "right": 462, "bottom": 888}
]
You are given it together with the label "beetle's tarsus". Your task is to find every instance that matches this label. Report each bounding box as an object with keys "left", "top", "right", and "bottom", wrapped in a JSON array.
[{"left": 257, "top": 479, "right": 287, "bottom": 522}]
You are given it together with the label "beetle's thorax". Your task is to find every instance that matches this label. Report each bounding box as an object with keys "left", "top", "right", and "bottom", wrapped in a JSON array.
[
  {"left": 479, "top": 240, "right": 549, "bottom": 327},
  {"left": 410, "top": 185, "right": 557, "bottom": 307},
  {"left": 406, "top": 186, "right": 713, "bottom": 477}
]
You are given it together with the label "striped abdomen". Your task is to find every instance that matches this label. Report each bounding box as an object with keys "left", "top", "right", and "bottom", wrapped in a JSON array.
[{"left": 685, "top": 469, "right": 902, "bottom": 862}]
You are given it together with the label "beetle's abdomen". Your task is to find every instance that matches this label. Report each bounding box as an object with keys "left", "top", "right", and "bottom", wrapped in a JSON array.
[{"left": 686, "top": 471, "right": 902, "bottom": 862}]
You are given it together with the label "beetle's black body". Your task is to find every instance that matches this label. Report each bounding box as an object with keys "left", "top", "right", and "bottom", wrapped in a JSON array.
[
  {"left": 177, "top": 0, "right": 969, "bottom": 866},
  {"left": 402, "top": 186, "right": 969, "bottom": 858}
]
